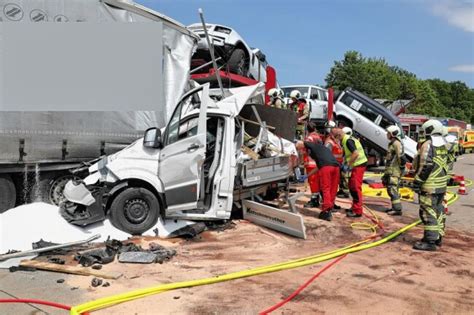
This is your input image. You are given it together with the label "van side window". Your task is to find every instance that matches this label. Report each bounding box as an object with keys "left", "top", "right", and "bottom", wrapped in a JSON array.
[
  {"left": 310, "top": 88, "right": 320, "bottom": 100},
  {"left": 340, "top": 94, "right": 355, "bottom": 108},
  {"left": 379, "top": 116, "right": 392, "bottom": 129},
  {"left": 165, "top": 90, "right": 201, "bottom": 145}
]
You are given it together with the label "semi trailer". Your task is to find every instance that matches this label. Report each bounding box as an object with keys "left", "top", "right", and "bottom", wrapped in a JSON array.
[{"left": 0, "top": 0, "right": 199, "bottom": 212}]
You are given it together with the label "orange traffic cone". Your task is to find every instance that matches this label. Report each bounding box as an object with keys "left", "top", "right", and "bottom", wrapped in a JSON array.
[
  {"left": 458, "top": 176, "right": 467, "bottom": 195},
  {"left": 443, "top": 197, "right": 450, "bottom": 215}
]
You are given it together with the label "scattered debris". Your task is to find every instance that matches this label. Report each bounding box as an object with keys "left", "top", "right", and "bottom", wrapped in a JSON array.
[
  {"left": 0, "top": 234, "right": 100, "bottom": 262},
  {"left": 75, "top": 239, "right": 122, "bottom": 267},
  {"left": 91, "top": 277, "right": 103, "bottom": 287},
  {"left": 8, "top": 265, "right": 36, "bottom": 273},
  {"left": 173, "top": 296, "right": 180, "bottom": 300},
  {"left": 56, "top": 279, "right": 65, "bottom": 284},
  {"left": 118, "top": 252, "right": 157, "bottom": 264},
  {"left": 117, "top": 242, "right": 176, "bottom": 264},
  {"left": 168, "top": 222, "right": 206, "bottom": 239},
  {"left": 48, "top": 257, "right": 65, "bottom": 265},
  {"left": 20, "top": 259, "right": 123, "bottom": 279},
  {"left": 102, "top": 282, "right": 110, "bottom": 287},
  {"left": 91, "top": 264, "right": 103, "bottom": 270},
  {"left": 71, "top": 287, "right": 79, "bottom": 291},
  {"left": 205, "top": 220, "right": 236, "bottom": 232}
]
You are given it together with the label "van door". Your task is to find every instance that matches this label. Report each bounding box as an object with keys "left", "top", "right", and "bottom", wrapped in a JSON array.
[{"left": 158, "top": 85, "right": 210, "bottom": 212}]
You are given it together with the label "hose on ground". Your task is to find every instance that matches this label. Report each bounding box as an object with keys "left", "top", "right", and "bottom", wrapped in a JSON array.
[
  {"left": 70, "top": 219, "right": 421, "bottom": 314},
  {"left": 259, "top": 254, "right": 348, "bottom": 314}
]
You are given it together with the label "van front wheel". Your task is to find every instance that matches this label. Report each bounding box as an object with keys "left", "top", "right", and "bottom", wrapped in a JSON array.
[{"left": 109, "top": 187, "right": 160, "bottom": 235}]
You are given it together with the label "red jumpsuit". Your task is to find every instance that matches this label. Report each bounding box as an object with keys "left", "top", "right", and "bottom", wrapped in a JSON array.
[
  {"left": 320, "top": 136, "right": 343, "bottom": 212},
  {"left": 304, "top": 132, "right": 321, "bottom": 194}
]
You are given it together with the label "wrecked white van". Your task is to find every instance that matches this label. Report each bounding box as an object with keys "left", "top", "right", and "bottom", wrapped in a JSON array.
[{"left": 61, "top": 84, "right": 297, "bottom": 235}]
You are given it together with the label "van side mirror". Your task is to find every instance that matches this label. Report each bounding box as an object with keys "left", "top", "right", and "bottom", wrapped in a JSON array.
[{"left": 143, "top": 127, "right": 162, "bottom": 149}]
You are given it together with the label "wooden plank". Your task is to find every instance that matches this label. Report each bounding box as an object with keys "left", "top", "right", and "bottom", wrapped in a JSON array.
[
  {"left": 241, "top": 145, "right": 259, "bottom": 161},
  {"left": 20, "top": 259, "right": 122, "bottom": 280}
]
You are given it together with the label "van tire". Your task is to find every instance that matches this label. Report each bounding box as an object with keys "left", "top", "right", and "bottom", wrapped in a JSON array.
[
  {"left": 228, "top": 48, "right": 248, "bottom": 76},
  {"left": 109, "top": 187, "right": 160, "bottom": 235},
  {"left": 0, "top": 174, "right": 16, "bottom": 213}
]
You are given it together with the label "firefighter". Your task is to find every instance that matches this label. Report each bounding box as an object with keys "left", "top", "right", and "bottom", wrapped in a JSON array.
[
  {"left": 296, "top": 140, "right": 340, "bottom": 221},
  {"left": 303, "top": 122, "right": 322, "bottom": 207},
  {"left": 337, "top": 126, "right": 354, "bottom": 198},
  {"left": 413, "top": 119, "right": 449, "bottom": 251},
  {"left": 336, "top": 128, "right": 368, "bottom": 218},
  {"left": 289, "top": 90, "right": 310, "bottom": 140},
  {"left": 267, "top": 88, "right": 286, "bottom": 109},
  {"left": 442, "top": 127, "right": 456, "bottom": 183},
  {"left": 382, "top": 125, "right": 406, "bottom": 216}
]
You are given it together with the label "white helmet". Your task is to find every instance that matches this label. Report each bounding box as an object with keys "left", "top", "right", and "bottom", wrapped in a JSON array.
[
  {"left": 386, "top": 125, "right": 401, "bottom": 138},
  {"left": 290, "top": 90, "right": 301, "bottom": 99},
  {"left": 342, "top": 126, "right": 353, "bottom": 136},
  {"left": 267, "top": 88, "right": 278, "bottom": 98},
  {"left": 442, "top": 126, "right": 448, "bottom": 137},
  {"left": 277, "top": 88, "right": 284, "bottom": 98},
  {"left": 421, "top": 119, "right": 444, "bottom": 136},
  {"left": 324, "top": 120, "right": 336, "bottom": 133}
]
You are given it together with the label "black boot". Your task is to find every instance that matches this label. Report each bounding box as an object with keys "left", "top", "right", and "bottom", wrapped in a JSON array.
[
  {"left": 435, "top": 236, "right": 443, "bottom": 247},
  {"left": 318, "top": 211, "right": 332, "bottom": 221},
  {"left": 337, "top": 191, "right": 349, "bottom": 198},
  {"left": 386, "top": 209, "right": 402, "bottom": 216},
  {"left": 333, "top": 204, "right": 342, "bottom": 211},
  {"left": 305, "top": 195, "right": 320, "bottom": 208},
  {"left": 413, "top": 240, "right": 437, "bottom": 251}
]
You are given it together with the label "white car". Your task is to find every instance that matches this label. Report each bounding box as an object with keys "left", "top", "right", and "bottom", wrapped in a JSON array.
[
  {"left": 281, "top": 85, "right": 328, "bottom": 123},
  {"left": 188, "top": 23, "right": 267, "bottom": 82}
]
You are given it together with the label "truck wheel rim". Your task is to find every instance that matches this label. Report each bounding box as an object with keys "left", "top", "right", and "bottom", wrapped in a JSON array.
[
  {"left": 49, "top": 175, "right": 80, "bottom": 206},
  {"left": 124, "top": 199, "right": 149, "bottom": 224}
]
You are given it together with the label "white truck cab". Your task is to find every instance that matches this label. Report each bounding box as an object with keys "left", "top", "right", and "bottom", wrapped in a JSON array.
[
  {"left": 62, "top": 84, "right": 297, "bottom": 235},
  {"left": 281, "top": 85, "right": 328, "bottom": 124}
]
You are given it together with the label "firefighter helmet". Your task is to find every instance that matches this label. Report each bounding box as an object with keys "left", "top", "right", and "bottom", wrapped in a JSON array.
[
  {"left": 324, "top": 120, "right": 337, "bottom": 133},
  {"left": 342, "top": 126, "right": 353, "bottom": 136},
  {"left": 290, "top": 90, "right": 301, "bottom": 99},
  {"left": 421, "top": 119, "right": 443, "bottom": 136},
  {"left": 267, "top": 88, "right": 278, "bottom": 98},
  {"left": 386, "top": 125, "right": 401, "bottom": 138}
]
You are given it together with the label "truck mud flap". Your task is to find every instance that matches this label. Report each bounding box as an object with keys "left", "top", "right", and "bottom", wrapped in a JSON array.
[{"left": 242, "top": 200, "right": 306, "bottom": 239}]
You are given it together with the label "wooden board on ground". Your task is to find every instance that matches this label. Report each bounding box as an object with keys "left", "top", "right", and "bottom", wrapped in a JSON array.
[{"left": 20, "top": 259, "right": 122, "bottom": 279}]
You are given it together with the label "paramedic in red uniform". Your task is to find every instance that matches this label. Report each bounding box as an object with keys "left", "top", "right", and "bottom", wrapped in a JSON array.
[{"left": 296, "top": 140, "right": 340, "bottom": 221}]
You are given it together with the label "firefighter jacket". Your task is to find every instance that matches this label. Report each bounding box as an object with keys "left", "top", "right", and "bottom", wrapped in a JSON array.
[
  {"left": 384, "top": 138, "right": 404, "bottom": 177},
  {"left": 414, "top": 135, "right": 449, "bottom": 194}
]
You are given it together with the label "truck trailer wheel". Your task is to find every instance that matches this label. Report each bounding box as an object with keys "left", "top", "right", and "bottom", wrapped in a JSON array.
[
  {"left": 228, "top": 48, "right": 248, "bottom": 76},
  {"left": 0, "top": 174, "right": 16, "bottom": 213},
  {"left": 29, "top": 173, "right": 80, "bottom": 206},
  {"left": 109, "top": 187, "right": 160, "bottom": 235}
]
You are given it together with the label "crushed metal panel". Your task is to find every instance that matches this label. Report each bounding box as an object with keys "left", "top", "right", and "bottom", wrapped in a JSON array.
[{"left": 242, "top": 200, "right": 306, "bottom": 239}]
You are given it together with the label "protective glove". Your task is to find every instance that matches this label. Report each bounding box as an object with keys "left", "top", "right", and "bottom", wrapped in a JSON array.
[
  {"left": 341, "top": 164, "right": 352, "bottom": 173},
  {"left": 298, "top": 175, "right": 308, "bottom": 183}
]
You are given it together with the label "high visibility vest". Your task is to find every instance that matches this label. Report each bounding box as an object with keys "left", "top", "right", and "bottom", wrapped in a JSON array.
[
  {"left": 325, "top": 136, "right": 344, "bottom": 164},
  {"left": 342, "top": 134, "right": 368, "bottom": 166},
  {"left": 420, "top": 142, "right": 450, "bottom": 194}
]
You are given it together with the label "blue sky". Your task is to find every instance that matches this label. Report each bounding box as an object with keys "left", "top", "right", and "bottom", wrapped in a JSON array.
[{"left": 137, "top": 0, "right": 474, "bottom": 87}]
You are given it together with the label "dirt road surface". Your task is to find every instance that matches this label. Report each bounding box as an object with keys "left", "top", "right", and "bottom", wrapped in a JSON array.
[{"left": 1, "top": 155, "right": 474, "bottom": 315}]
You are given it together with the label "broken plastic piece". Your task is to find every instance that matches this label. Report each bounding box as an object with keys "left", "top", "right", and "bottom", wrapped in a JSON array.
[{"left": 118, "top": 252, "right": 157, "bottom": 264}]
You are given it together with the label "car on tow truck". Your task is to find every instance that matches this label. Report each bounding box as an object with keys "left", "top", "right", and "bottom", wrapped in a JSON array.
[{"left": 188, "top": 23, "right": 268, "bottom": 82}]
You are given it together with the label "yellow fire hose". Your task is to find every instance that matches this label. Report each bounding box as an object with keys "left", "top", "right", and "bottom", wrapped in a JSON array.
[{"left": 70, "top": 192, "right": 459, "bottom": 315}]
